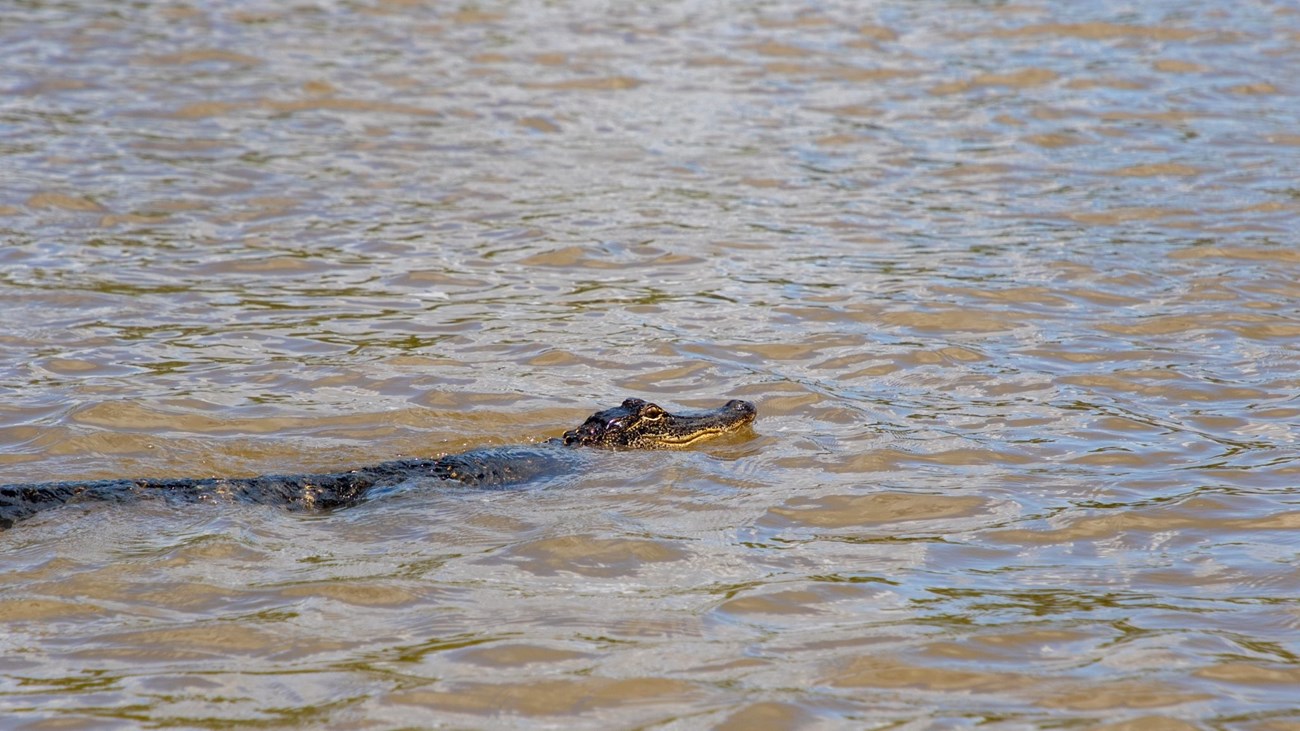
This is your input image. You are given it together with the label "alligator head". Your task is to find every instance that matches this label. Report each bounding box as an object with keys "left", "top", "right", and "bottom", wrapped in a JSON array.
[{"left": 560, "top": 397, "right": 757, "bottom": 450}]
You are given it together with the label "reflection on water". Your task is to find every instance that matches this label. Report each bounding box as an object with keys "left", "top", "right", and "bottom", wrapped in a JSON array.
[{"left": 2, "top": 0, "right": 1298, "bottom": 727}]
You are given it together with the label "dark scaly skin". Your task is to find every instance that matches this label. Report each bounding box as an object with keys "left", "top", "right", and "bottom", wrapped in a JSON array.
[{"left": 0, "top": 398, "right": 756, "bottom": 531}]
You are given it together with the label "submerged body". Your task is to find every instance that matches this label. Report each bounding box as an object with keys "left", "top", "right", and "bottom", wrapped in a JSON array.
[{"left": 0, "top": 398, "right": 756, "bottom": 531}]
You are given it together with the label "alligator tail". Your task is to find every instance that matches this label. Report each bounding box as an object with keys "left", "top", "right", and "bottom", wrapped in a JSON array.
[{"left": 1, "top": 481, "right": 116, "bottom": 531}]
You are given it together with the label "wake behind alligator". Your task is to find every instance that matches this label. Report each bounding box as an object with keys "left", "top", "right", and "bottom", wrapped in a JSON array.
[{"left": 0, "top": 398, "right": 757, "bottom": 531}]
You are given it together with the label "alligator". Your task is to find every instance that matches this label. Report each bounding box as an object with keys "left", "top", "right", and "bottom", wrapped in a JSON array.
[{"left": 0, "top": 397, "right": 757, "bottom": 531}]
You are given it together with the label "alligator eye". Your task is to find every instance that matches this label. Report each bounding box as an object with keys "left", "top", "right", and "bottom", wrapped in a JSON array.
[{"left": 641, "top": 404, "right": 665, "bottom": 420}]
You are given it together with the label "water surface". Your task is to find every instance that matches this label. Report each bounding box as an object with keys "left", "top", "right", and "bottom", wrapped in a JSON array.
[{"left": 2, "top": 0, "right": 1298, "bottom": 728}]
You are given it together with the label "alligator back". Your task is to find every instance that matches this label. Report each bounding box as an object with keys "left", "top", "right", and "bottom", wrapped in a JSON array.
[{"left": 0, "top": 445, "right": 581, "bottom": 531}]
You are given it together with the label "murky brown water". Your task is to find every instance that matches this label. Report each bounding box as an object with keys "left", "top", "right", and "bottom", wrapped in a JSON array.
[{"left": 2, "top": 0, "right": 1298, "bottom": 728}]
